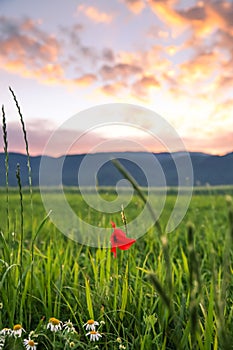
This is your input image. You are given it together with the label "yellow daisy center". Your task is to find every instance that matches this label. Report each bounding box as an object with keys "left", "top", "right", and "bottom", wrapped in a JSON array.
[
  {"left": 90, "top": 331, "right": 97, "bottom": 334},
  {"left": 28, "top": 340, "right": 35, "bottom": 346},
  {"left": 49, "top": 317, "right": 60, "bottom": 325},
  {"left": 13, "top": 324, "right": 22, "bottom": 331},
  {"left": 87, "top": 319, "right": 94, "bottom": 324}
]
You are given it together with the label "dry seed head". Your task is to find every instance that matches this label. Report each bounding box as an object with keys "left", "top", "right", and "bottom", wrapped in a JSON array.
[{"left": 121, "top": 205, "right": 127, "bottom": 225}]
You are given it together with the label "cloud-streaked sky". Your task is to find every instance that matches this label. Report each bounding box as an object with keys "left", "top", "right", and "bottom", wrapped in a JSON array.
[{"left": 0, "top": 0, "right": 233, "bottom": 156}]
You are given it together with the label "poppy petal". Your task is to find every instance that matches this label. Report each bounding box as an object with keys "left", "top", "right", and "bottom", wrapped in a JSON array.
[
  {"left": 118, "top": 240, "right": 136, "bottom": 251},
  {"left": 111, "top": 246, "right": 117, "bottom": 258},
  {"left": 110, "top": 222, "right": 136, "bottom": 257}
]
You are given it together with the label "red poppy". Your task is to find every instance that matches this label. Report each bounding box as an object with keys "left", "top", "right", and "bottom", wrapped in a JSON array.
[{"left": 110, "top": 221, "right": 136, "bottom": 258}]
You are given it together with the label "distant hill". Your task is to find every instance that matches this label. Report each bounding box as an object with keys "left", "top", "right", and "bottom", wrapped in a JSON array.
[{"left": 0, "top": 151, "right": 232, "bottom": 187}]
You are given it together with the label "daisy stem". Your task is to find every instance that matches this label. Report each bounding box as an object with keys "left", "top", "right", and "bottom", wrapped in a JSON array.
[{"left": 53, "top": 331, "right": 56, "bottom": 348}]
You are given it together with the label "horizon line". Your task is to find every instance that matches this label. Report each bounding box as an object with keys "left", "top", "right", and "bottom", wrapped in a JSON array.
[{"left": 0, "top": 149, "right": 232, "bottom": 158}]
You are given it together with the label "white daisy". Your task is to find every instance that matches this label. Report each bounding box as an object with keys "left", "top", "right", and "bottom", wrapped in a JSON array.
[
  {"left": 23, "top": 338, "right": 38, "bottom": 350},
  {"left": 0, "top": 328, "right": 12, "bottom": 336},
  {"left": 83, "top": 319, "right": 99, "bottom": 331},
  {"left": 86, "top": 330, "right": 102, "bottom": 341},
  {"left": 47, "top": 317, "right": 62, "bottom": 332},
  {"left": 63, "top": 320, "right": 76, "bottom": 333},
  {"left": 12, "top": 324, "right": 25, "bottom": 337}
]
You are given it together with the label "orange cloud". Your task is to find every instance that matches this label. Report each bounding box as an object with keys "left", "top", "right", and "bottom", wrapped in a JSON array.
[
  {"left": 77, "top": 5, "right": 113, "bottom": 23},
  {"left": 132, "top": 75, "right": 160, "bottom": 96},
  {"left": 3, "top": 118, "right": 232, "bottom": 157},
  {"left": 100, "top": 82, "right": 128, "bottom": 96},
  {"left": 73, "top": 74, "right": 97, "bottom": 86},
  {"left": 183, "top": 131, "right": 233, "bottom": 156},
  {"left": 179, "top": 51, "right": 221, "bottom": 84},
  {"left": 148, "top": 0, "right": 188, "bottom": 35},
  {"left": 122, "top": 0, "right": 145, "bottom": 14}
]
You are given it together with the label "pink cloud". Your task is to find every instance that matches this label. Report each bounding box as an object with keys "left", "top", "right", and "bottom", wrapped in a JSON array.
[
  {"left": 122, "top": 0, "right": 145, "bottom": 14},
  {"left": 99, "top": 63, "right": 142, "bottom": 81},
  {"left": 77, "top": 5, "right": 113, "bottom": 23},
  {"left": 1, "top": 119, "right": 232, "bottom": 157},
  {"left": 132, "top": 75, "right": 160, "bottom": 96}
]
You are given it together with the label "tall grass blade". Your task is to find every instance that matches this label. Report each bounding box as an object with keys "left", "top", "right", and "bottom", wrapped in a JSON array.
[
  {"left": 9, "top": 87, "right": 33, "bottom": 227},
  {"left": 84, "top": 276, "right": 94, "bottom": 319},
  {"left": 111, "top": 158, "right": 162, "bottom": 236},
  {"left": 1, "top": 105, "right": 9, "bottom": 235},
  {"left": 16, "top": 163, "right": 24, "bottom": 290}
]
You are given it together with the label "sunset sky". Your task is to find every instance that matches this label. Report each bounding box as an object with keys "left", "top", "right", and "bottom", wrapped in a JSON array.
[{"left": 0, "top": 0, "right": 233, "bottom": 156}]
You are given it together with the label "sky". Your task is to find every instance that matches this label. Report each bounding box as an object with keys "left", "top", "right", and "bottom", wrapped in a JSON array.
[{"left": 0, "top": 0, "right": 233, "bottom": 156}]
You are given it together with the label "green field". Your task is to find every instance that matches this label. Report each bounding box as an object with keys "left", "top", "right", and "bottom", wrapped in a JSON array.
[{"left": 0, "top": 187, "right": 232, "bottom": 350}]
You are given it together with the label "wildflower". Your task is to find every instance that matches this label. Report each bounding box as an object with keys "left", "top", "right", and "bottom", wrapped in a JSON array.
[
  {"left": 0, "top": 328, "right": 11, "bottom": 336},
  {"left": 110, "top": 221, "right": 136, "bottom": 258},
  {"left": 12, "top": 324, "right": 25, "bottom": 337},
  {"left": 23, "top": 338, "right": 38, "bottom": 350},
  {"left": 119, "top": 345, "right": 126, "bottom": 349},
  {"left": 116, "top": 337, "right": 122, "bottom": 343},
  {"left": 0, "top": 336, "right": 5, "bottom": 350},
  {"left": 83, "top": 319, "right": 99, "bottom": 331},
  {"left": 86, "top": 330, "right": 102, "bottom": 341},
  {"left": 47, "top": 317, "right": 62, "bottom": 332},
  {"left": 0, "top": 302, "right": 3, "bottom": 309},
  {"left": 69, "top": 342, "right": 75, "bottom": 348},
  {"left": 63, "top": 320, "right": 76, "bottom": 333}
]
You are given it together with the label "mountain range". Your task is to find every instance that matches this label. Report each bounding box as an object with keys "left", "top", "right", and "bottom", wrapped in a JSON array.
[{"left": 0, "top": 151, "right": 232, "bottom": 187}]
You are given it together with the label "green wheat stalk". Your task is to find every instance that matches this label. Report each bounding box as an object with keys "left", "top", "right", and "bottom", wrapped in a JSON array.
[
  {"left": 187, "top": 222, "right": 201, "bottom": 348},
  {"left": 216, "top": 196, "right": 233, "bottom": 349},
  {"left": 16, "top": 163, "right": 24, "bottom": 300},
  {"left": 1, "top": 105, "right": 10, "bottom": 236},
  {"left": 9, "top": 87, "right": 33, "bottom": 226}
]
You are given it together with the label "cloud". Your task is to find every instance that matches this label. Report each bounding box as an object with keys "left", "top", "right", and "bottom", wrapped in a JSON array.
[
  {"left": 132, "top": 75, "right": 160, "bottom": 96},
  {"left": 0, "top": 16, "right": 101, "bottom": 88},
  {"left": 99, "top": 63, "right": 142, "bottom": 81},
  {"left": 183, "top": 131, "right": 233, "bottom": 156},
  {"left": 143, "top": 1, "right": 233, "bottom": 99},
  {"left": 0, "top": 16, "right": 60, "bottom": 62},
  {"left": 77, "top": 5, "right": 113, "bottom": 23},
  {"left": 0, "top": 119, "right": 109, "bottom": 156},
  {"left": 179, "top": 51, "right": 221, "bottom": 84},
  {"left": 148, "top": 0, "right": 188, "bottom": 36},
  {"left": 122, "top": 0, "right": 145, "bottom": 14},
  {"left": 73, "top": 73, "right": 97, "bottom": 86},
  {"left": 0, "top": 16, "right": 65, "bottom": 84},
  {"left": 2, "top": 117, "right": 232, "bottom": 157},
  {"left": 100, "top": 82, "right": 128, "bottom": 96},
  {"left": 102, "top": 48, "right": 115, "bottom": 62}
]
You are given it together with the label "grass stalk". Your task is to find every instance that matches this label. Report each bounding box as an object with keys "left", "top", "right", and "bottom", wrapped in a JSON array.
[
  {"left": 9, "top": 87, "right": 33, "bottom": 228},
  {"left": 187, "top": 222, "right": 201, "bottom": 348},
  {"left": 111, "top": 158, "right": 163, "bottom": 236},
  {"left": 16, "top": 164, "right": 24, "bottom": 295},
  {"left": 1, "top": 105, "right": 10, "bottom": 236}
]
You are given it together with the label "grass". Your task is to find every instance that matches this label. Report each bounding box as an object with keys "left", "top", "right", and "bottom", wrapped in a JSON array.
[
  {"left": 0, "top": 189, "right": 232, "bottom": 349},
  {"left": 0, "top": 90, "right": 232, "bottom": 349}
]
